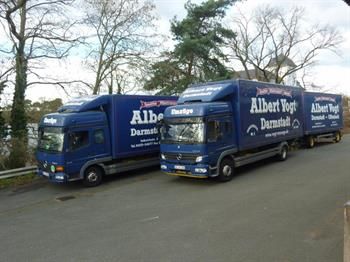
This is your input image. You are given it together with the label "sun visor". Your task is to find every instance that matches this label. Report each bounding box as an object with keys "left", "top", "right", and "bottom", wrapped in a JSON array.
[
  {"left": 58, "top": 95, "right": 110, "bottom": 113},
  {"left": 178, "top": 81, "right": 236, "bottom": 104}
]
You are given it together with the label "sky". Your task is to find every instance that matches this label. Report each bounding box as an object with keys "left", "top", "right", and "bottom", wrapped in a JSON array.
[
  {"left": 3, "top": 0, "right": 349, "bottom": 103},
  {"left": 154, "top": 0, "right": 350, "bottom": 95}
]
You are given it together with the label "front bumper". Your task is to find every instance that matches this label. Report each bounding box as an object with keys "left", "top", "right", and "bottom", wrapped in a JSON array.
[
  {"left": 38, "top": 169, "right": 77, "bottom": 183},
  {"left": 160, "top": 161, "right": 212, "bottom": 178}
]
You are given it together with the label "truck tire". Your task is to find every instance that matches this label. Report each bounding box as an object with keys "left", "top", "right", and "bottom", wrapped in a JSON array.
[
  {"left": 83, "top": 166, "right": 103, "bottom": 187},
  {"left": 218, "top": 158, "right": 234, "bottom": 182},
  {"left": 277, "top": 145, "right": 288, "bottom": 161},
  {"left": 307, "top": 136, "right": 315, "bottom": 148},
  {"left": 334, "top": 132, "right": 341, "bottom": 143}
]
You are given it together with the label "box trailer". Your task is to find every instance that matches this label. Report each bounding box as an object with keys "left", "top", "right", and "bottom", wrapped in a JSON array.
[
  {"left": 303, "top": 92, "right": 343, "bottom": 147},
  {"left": 36, "top": 95, "right": 177, "bottom": 186}
]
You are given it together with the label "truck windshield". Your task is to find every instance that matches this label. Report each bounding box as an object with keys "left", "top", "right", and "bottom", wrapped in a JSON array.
[
  {"left": 38, "top": 127, "right": 64, "bottom": 153},
  {"left": 160, "top": 118, "right": 204, "bottom": 144}
]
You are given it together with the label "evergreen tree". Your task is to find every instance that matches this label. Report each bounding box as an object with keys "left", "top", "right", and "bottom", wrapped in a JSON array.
[{"left": 144, "top": 0, "right": 238, "bottom": 94}]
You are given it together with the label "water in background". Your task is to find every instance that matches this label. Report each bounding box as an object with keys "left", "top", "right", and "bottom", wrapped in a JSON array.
[{"left": 2, "top": 123, "right": 38, "bottom": 156}]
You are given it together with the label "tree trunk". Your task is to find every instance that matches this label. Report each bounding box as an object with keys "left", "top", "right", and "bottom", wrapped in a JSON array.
[
  {"left": 0, "top": 81, "right": 6, "bottom": 138},
  {"left": 11, "top": 49, "right": 28, "bottom": 139},
  {"left": 108, "top": 69, "right": 113, "bottom": 94},
  {"left": 9, "top": 1, "right": 28, "bottom": 168}
]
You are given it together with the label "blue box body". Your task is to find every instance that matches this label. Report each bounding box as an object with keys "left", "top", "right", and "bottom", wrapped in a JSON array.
[
  {"left": 234, "top": 80, "right": 304, "bottom": 150},
  {"left": 108, "top": 95, "right": 177, "bottom": 158},
  {"left": 303, "top": 92, "right": 343, "bottom": 135}
]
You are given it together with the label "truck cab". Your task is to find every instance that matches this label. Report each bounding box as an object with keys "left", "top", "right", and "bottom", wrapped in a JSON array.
[
  {"left": 36, "top": 96, "right": 111, "bottom": 185},
  {"left": 159, "top": 102, "right": 236, "bottom": 179}
]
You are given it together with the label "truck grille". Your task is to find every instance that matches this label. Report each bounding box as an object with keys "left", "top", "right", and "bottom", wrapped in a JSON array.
[
  {"left": 37, "top": 161, "right": 51, "bottom": 172},
  {"left": 163, "top": 153, "right": 199, "bottom": 163}
]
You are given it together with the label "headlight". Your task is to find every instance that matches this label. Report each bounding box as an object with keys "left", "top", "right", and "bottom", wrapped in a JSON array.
[
  {"left": 195, "top": 156, "right": 203, "bottom": 162},
  {"left": 161, "top": 165, "right": 167, "bottom": 170},
  {"left": 161, "top": 153, "right": 166, "bottom": 160}
]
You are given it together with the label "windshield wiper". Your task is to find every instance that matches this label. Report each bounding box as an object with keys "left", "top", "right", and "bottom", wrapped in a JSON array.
[{"left": 178, "top": 125, "right": 191, "bottom": 138}]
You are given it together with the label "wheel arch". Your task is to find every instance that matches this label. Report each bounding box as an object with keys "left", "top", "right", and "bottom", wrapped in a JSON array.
[
  {"left": 79, "top": 157, "right": 111, "bottom": 179},
  {"left": 215, "top": 148, "right": 237, "bottom": 171}
]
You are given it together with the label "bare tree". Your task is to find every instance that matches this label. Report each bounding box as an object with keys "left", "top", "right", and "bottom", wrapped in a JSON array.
[
  {"left": 83, "top": 0, "right": 157, "bottom": 95},
  {"left": 0, "top": 0, "right": 82, "bottom": 167},
  {"left": 227, "top": 6, "right": 342, "bottom": 86}
]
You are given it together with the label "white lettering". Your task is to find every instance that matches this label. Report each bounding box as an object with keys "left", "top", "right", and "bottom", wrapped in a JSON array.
[
  {"left": 260, "top": 116, "right": 291, "bottom": 130},
  {"left": 328, "top": 104, "right": 339, "bottom": 114},
  {"left": 171, "top": 108, "right": 194, "bottom": 115},
  {"left": 328, "top": 114, "right": 340, "bottom": 120},
  {"left": 250, "top": 98, "right": 281, "bottom": 114},
  {"left": 311, "top": 115, "right": 325, "bottom": 121},
  {"left": 43, "top": 117, "right": 57, "bottom": 125},
  {"left": 130, "top": 127, "right": 158, "bottom": 136},
  {"left": 130, "top": 110, "right": 163, "bottom": 125},
  {"left": 311, "top": 103, "right": 328, "bottom": 113},
  {"left": 280, "top": 99, "right": 297, "bottom": 114}
]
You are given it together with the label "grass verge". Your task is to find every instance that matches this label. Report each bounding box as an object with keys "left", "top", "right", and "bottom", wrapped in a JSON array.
[{"left": 0, "top": 173, "right": 38, "bottom": 189}]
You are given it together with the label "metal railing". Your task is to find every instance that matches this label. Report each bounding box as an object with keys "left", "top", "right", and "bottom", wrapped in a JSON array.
[{"left": 0, "top": 166, "right": 37, "bottom": 180}]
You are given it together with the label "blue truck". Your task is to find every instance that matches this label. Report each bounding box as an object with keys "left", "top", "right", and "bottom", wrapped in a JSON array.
[
  {"left": 159, "top": 79, "right": 343, "bottom": 181},
  {"left": 303, "top": 91, "right": 343, "bottom": 147},
  {"left": 36, "top": 95, "right": 177, "bottom": 186}
]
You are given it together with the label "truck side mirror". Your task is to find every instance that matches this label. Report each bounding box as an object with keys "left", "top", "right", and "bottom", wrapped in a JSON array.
[
  {"left": 156, "top": 119, "right": 164, "bottom": 132},
  {"left": 156, "top": 119, "right": 164, "bottom": 128},
  {"left": 156, "top": 119, "right": 165, "bottom": 141}
]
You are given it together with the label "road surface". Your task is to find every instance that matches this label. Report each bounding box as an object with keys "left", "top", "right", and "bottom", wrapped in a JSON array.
[{"left": 1, "top": 136, "right": 350, "bottom": 261}]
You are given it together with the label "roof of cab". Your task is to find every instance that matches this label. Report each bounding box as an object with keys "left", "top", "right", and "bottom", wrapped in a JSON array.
[
  {"left": 177, "top": 80, "right": 237, "bottom": 104},
  {"left": 39, "top": 111, "right": 107, "bottom": 127},
  {"left": 58, "top": 95, "right": 111, "bottom": 113}
]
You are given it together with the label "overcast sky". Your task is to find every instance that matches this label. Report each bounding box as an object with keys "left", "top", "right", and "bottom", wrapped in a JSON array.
[{"left": 23, "top": 0, "right": 350, "bottom": 102}]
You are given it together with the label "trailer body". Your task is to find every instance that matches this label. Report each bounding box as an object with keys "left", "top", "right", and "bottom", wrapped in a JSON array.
[
  {"left": 303, "top": 91, "right": 343, "bottom": 135},
  {"left": 302, "top": 92, "right": 343, "bottom": 147}
]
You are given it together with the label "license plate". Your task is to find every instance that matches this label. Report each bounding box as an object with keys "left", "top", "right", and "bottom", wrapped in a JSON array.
[
  {"left": 42, "top": 171, "right": 49, "bottom": 177},
  {"left": 174, "top": 165, "right": 185, "bottom": 170}
]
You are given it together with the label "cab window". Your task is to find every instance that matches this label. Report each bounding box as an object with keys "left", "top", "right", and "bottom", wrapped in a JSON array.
[
  {"left": 69, "top": 131, "right": 89, "bottom": 151},
  {"left": 223, "top": 120, "right": 232, "bottom": 136},
  {"left": 207, "top": 120, "right": 221, "bottom": 142},
  {"left": 207, "top": 119, "right": 232, "bottom": 143},
  {"left": 94, "top": 129, "right": 105, "bottom": 144}
]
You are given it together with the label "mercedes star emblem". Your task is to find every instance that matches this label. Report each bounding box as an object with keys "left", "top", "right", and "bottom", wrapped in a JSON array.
[{"left": 177, "top": 154, "right": 182, "bottom": 160}]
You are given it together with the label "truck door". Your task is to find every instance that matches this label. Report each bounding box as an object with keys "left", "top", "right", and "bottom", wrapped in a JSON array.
[
  {"left": 91, "top": 127, "right": 111, "bottom": 159},
  {"left": 65, "top": 129, "right": 95, "bottom": 176},
  {"left": 206, "top": 116, "right": 235, "bottom": 166}
]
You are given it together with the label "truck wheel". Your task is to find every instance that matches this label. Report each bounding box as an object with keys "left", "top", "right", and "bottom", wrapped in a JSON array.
[
  {"left": 334, "top": 132, "right": 341, "bottom": 143},
  {"left": 278, "top": 146, "right": 288, "bottom": 161},
  {"left": 83, "top": 166, "right": 103, "bottom": 187},
  {"left": 218, "top": 158, "right": 234, "bottom": 182},
  {"left": 307, "top": 136, "right": 315, "bottom": 148}
]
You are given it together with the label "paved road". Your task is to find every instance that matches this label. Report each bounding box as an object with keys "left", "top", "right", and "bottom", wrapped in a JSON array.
[{"left": 1, "top": 136, "right": 350, "bottom": 262}]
